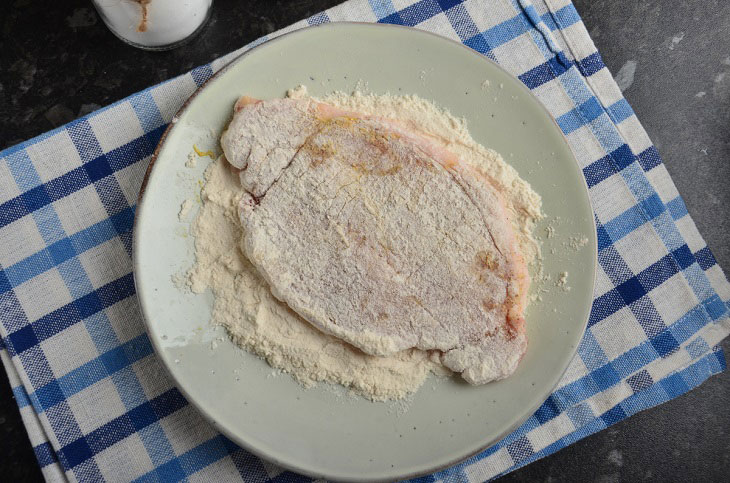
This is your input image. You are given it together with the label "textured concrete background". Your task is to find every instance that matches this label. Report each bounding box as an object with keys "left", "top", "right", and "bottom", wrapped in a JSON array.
[{"left": 1, "top": 0, "right": 728, "bottom": 481}]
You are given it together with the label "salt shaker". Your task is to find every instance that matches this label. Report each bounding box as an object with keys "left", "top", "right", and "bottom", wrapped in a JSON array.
[{"left": 92, "top": 0, "right": 213, "bottom": 51}]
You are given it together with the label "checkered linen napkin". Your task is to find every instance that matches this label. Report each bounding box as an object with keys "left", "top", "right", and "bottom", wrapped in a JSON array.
[{"left": 1, "top": 0, "right": 729, "bottom": 481}]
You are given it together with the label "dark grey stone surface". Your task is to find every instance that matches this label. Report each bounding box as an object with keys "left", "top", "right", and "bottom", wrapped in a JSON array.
[{"left": 0, "top": 0, "right": 727, "bottom": 481}]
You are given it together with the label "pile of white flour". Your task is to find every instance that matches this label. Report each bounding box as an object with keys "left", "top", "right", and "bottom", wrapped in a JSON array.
[{"left": 186, "top": 88, "right": 542, "bottom": 401}]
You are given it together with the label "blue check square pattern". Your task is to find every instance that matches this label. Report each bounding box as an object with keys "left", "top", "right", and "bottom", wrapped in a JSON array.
[{"left": 1, "top": 1, "right": 729, "bottom": 481}]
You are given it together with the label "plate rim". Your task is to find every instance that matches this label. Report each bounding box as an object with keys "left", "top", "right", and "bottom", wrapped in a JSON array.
[{"left": 133, "top": 21, "right": 598, "bottom": 482}]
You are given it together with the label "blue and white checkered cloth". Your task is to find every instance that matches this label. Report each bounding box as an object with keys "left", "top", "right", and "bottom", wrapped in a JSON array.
[{"left": 1, "top": 1, "right": 729, "bottom": 481}]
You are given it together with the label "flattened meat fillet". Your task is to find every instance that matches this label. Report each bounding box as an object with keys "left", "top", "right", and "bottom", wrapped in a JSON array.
[{"left": 220, "top": 97, "right": 530, "bottom": 384}]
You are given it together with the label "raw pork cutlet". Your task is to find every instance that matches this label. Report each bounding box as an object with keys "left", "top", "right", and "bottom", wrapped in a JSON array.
[{"left": 220, "top": 97, "right": 530, "bottom": 384}]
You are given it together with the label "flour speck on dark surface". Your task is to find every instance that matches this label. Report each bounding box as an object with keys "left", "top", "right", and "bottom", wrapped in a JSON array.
[{"left": 1, "top": 0, "right": 729, "bottom": 481}]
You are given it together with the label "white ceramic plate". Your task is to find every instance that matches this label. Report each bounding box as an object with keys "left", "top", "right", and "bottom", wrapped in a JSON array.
[{"left": 134, "top": 23, "right": 596, "bottom": 481}]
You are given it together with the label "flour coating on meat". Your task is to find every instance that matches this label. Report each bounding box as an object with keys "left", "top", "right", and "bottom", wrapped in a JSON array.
[{"left": 221, "top": 98, "right": 530, "bottom": 384}]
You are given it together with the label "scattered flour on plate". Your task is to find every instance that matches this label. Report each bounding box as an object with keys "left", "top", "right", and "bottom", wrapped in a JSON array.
[
  {"left": 171, "top": 271, "right": 189, "bottom": 291},
  {"left": 185, "top": 151, "right": 198, "bottom": 168},
  {"left": 178, "top": 199, "right": 194, "bottom": 221},
  {"left": 566, "top": 234, "right": 589, "bottom": 250},
  {"left": 186, "top": 87, "right": 543, "bottom": 401},
  {"left": 556, "top": 271, "right": 570, "bottom": 292}
]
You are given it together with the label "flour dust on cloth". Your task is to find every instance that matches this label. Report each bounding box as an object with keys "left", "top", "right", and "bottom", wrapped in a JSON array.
[
  {"left": 220, "top": 95, "right": 534, "bottom": 385},
  {"left": 1, "top": 1, "right": 729, "bottom": 482}
]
